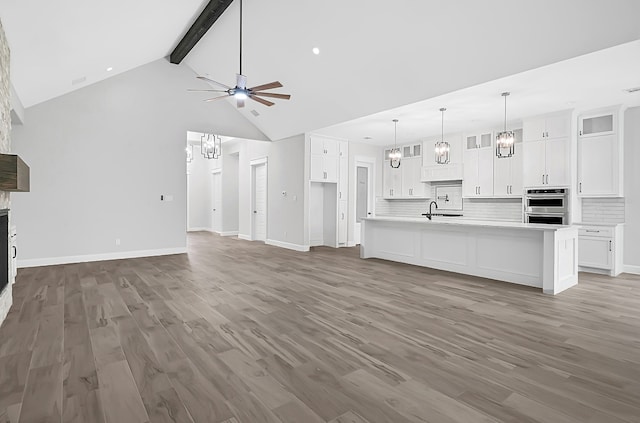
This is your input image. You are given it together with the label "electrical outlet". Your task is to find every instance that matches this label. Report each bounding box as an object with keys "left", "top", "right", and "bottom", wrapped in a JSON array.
[{"left": 115, "top": 238, "right": 121, "bottom": 246}]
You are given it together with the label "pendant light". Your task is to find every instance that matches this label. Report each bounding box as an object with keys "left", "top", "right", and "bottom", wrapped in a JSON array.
[
  {"left": 496, "top": 92, "right": 515, "bottom": 158},
  {"left": 389, "top": 119, "right": 401, "bottom": 168},
  {"left": 435, "top": 107, "right": 450, "bottom": 164},
  {"left": 201, "top": 133, "right": 221, "bottom": 159}
]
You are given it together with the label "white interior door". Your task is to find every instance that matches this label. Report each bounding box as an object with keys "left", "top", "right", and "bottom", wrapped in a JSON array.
[
  {"left": 354, "top": 161, "right": 373, "bottom": 245},
  {"left": 212, "top": 172, "right": 222, "bottom": 233},
  {"left": 252, "top": 163, "right": 267, "bottom": 241}
]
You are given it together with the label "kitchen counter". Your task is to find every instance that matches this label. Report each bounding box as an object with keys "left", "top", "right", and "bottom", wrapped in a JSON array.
[{"left": 360, "top": 216, "right": 578, "bottom": 294}]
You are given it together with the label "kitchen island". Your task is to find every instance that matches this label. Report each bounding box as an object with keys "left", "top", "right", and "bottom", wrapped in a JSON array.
[{"left": 361, "top": 216, "right": 578, "bottom": 294}]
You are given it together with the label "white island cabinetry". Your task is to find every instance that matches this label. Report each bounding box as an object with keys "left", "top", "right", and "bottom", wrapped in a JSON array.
[{"left": 361, "top": 217, "right": 578, "bottom": 295}]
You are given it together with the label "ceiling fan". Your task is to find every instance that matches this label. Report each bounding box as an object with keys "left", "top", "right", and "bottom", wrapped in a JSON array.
[{"left": 189, "top": 0, "right": 291, "bottom": 108}]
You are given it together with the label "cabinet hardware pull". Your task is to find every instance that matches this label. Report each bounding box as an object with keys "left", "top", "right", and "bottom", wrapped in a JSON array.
[
  {"left": 546, "top": 174, "right": 549, "bottom": 185},
  {"left": 609, "top": 240, "right": 612, "bottom": 251},
  {"left": 542, "top": 174, "right": 545, "bottom": 184},
  {"left": 586, "top": 230, "right": 600, "bottom": 233},
  {"left": 12, "top": 246, "right": 16, "bottom": 259},
  {"left": 579, "top": 130, "right": 582, "bottom": 136},
  {"left": 579, "top": 182, "right": 582, "bottom": 193}
]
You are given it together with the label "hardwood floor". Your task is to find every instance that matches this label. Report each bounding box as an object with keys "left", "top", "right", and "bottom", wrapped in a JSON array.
[{"left": 1, "top": 232, "right": 639, "bottom": 423}]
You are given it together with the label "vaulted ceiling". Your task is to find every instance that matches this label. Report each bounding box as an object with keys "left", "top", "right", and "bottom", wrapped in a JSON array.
[{"left": 3, "top": 0, "right": 640, "bottom": 142}]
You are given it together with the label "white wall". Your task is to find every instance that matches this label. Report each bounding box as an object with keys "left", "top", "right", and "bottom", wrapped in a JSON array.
[
  {"left": 11, "top": 59, "right": 267, "bottom": 266},
  {"left": 624, "top": 106, "right": 640, "bottom": 271},
  {"left": 267, "top": 134, "right": 306, "bottom": 246}
]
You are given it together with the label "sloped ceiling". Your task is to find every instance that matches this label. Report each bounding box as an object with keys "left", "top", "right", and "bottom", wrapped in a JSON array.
[
  {"left": 2, "top": 0, "right": 640, "bottom": 143},
  {"left": 0, "top": 0, "right": 209, "bottom": 107},
  {"left": 183, "top": 0, "right": 640, "bottom": 141}
]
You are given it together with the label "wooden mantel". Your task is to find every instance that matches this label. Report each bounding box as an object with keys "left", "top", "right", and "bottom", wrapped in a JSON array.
[{"left": 0, "top": 154, "right": 30, "bottom": 192}]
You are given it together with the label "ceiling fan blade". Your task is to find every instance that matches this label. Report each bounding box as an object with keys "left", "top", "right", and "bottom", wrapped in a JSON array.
[
  {"left": 252, "top": 92, "right": 291, "bottom": 100},
  {"left": 249, "top": 95, "right": 275, "bottom": 107},
  {"left": 204, "top": 95, "right": 230, "bottom": 102},
  {"left": 237, "top": 98, "right": 245, "bottom": 108},
  {"left": 248, "top": 81, "right": 282, "bottom": 92},
  {"left": 188, "top": 89, "right": 228, "bottom": 92},
  {"left": 196, "top": 76, "right": 231, "bottom": 90},
  {"left": 236, "top": 74, "right": 247, "bottom": 89}
]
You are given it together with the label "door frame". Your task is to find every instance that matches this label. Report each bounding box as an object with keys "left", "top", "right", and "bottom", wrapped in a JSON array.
[
  {"left": 353, "top": 156, "right": 376, "bottom": 246},
  {"left": 250, "top": 157, "right": 268, "bottom": 241},
  {"left": 211, "top": 169, "right": 222, "bottom": 233}
]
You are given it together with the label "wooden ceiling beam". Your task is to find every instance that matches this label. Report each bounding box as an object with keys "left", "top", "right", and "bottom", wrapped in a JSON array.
[{"left": 170, "top": 0, "right": 235, "bottom": 64}]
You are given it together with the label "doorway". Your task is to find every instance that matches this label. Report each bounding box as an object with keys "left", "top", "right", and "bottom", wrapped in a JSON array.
[
  {"left": 250, "top": 158, "right": 268, "bottom": 241},
  {"left": 354, "top": 157, "right": 375, "bottom": 245},
  {"left": 211, "top": 170, "right": 222, "bottom": 233}
]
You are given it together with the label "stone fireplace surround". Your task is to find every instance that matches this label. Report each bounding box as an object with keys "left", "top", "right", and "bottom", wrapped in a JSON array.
[{"left": 0, "top": 18, "right": 13, "bottom": 326}]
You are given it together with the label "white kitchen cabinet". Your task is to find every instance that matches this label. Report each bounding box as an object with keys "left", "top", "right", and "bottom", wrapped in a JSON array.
[
  {"left": 402, "top": 143, "right": 422, "bottom": 159},
  {"left": 338, "top": 141, "right": 348, "bottom": 201},
  {"left": 577, "top": 106, "right": 624, "bottom": 197},
  {"left": 493, "top": 129, "right": 523, "bottom": 197},
  {"left": 383, "top": 160, "right": 402, "bottom": 198},
  {"left": 523, "top": 114, "right": 570, "bottom": 140},
  {"left": 421, "top": 163, "right": 463, "bottom": 182},
  {"left": 578, "top": 224, "right": 623, "bottom": 276},
  {"left": 383, "top": 148, "right": 427, "bottom": 199},
  {"left": 338, "top": 200, "right": 347, "bottom": 245},
  {"left": 310, "top": 135, "right": 338, "bottom": 182},
  {"left": 523, "top": 112, "right": 571, "bottom": 187},
  {"left": 463, "top": 132, "right": 493, "bottom": 197}
]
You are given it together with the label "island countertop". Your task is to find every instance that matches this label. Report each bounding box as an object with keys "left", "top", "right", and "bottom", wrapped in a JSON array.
[{"left": 363, "top": 216, "right": 573, "bottom": 231}]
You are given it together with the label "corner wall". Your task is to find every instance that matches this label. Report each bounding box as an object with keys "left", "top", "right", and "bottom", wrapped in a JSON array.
[
  {"left": 11, "top": 59, "right": 268, "bottom": 267},
  {"left": 0, "top": 18, "right": 12, "bottom": 323},
  {"left": 624, "top": 106, "right": 640, "bottom": 273}
]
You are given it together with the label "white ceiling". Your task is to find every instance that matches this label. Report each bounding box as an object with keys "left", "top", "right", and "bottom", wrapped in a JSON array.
[
  {"left": 2, "top": 0, "right": 640, "bottom": 142},
  {"left": 0, "top": 0, "right": 209, "bottom": 107},
  {"left": 183, "top": 0, "right": 640, "bottom": 141},
  {"left": 316, "top": 40, "right": 640, "bottom": 146}
]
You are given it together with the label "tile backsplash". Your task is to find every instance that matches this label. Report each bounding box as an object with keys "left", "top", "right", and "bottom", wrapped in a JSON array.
[
  {"left": 376, "top": 182, "right": 523, "bottom": 222},
  {"left": 581, "top": 198, "right": 625, "bottom": 224}
]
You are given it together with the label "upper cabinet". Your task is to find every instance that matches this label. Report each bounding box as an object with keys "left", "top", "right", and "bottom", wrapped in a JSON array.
[
  {"left": 463, "top": 131, "right": 493, "bottom": 197},
  {"left": 522, "top": 111, "right": 572, "bottom": 187},
  {"left": 493, "top": 128, "right": 523, "bottom": 197},
  {"left": 383, "top": 146, "right": 428, "bottom": 199},
  {"left": 577, "top": 106, "right": 624, "bottom": 197},
  {"left": 310, "top": 135, "right": 339, "bottom": 182}
]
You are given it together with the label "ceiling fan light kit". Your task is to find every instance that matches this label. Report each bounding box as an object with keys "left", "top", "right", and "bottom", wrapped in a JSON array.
[
  {"left": 190, "top": 0, "right": 291, "bottom": 108},
  {"left": 496, "top": 92, "right": 515, "bottom": 158},
  {"left": 389, "top": 119, "right": 401, "bottom": 169},
  {"left": 435, "top": 107, "right": 450, "bottom": 164}
]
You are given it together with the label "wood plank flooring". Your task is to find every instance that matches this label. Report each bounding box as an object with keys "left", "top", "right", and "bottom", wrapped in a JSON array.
[{"left": 1, "top": 232, "right": 639, "bottom": 422}]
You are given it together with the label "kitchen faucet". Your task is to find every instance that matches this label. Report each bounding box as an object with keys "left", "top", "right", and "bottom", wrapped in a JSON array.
[{"left": 424, "top": 201, "right": 438, "bottom": 220}]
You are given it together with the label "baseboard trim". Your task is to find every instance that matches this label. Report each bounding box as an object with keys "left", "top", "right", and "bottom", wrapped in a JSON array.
[
  {"left": 347, "top": 241, "right": 357, "bottom": 247},
  {"left": 187, "top": 227, "right": 211, "bottom": 232},
  {"left": 17, "top": 247, "right": 188, "bottom": 269},
  {"left": 220, "top": 231, "right": 239, "bottom": 237},
  {"left": 265, "top": 239, "right": 310, "bottom": 252},
  {"left": 238, "top": 234, "right": 252, "bottom": 241},
  {"left": 623, "top": 264, "right": 640, "bottom": 275}
]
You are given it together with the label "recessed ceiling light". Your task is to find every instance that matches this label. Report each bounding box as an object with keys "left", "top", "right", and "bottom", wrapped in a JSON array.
[
  {"left": 363, "top": 136, "right": 372, "bottom": 140},
  {"left": 71, "top": 76, "right": 87, "bottom": 85},
  {"left": 106, "top": 67, "right": 113, "bottom": 72},
  {"left": 312, "top": 47, "right": 320, "bottom": 55}
]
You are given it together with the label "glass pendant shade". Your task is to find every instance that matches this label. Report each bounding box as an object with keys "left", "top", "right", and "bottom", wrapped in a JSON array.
[
  {"left": 496, "top": 130, "right": 515, "bottom": 158},
  {"left": 435, "top": 107, "right": 450, "bottom": 164},
  {"left": 496, "top": 92, "right": 514, "bottom": 158},
  {"left": 389, "top": 119, "right": 401, "bottom": 168}
]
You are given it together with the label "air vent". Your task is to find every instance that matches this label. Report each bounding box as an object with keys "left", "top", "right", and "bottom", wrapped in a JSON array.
[
  {"left": 72, "top": 76, "right": 87, "bottom": 85},
  {"left": 624, "top": 86, "right": 640, "bottom": 93},
  {"left": 250, "top": 109, "right": 260, "bottom": 117}
]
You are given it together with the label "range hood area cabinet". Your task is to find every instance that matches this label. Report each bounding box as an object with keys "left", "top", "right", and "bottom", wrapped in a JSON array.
[{"left": 0, "top": 154, "right": 30, "bottom": 192}]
